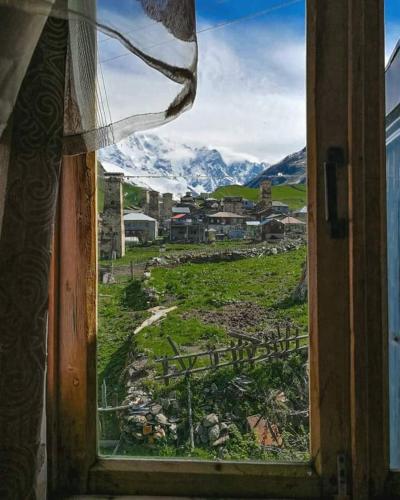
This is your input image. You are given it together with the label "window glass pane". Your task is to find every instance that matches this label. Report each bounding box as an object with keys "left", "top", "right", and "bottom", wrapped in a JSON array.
[
  {"left": 385, "top": 0, "right": 400, "bottom": 469},
  {"left": 96, "top": 0, "right": 309, "bottom": 462}
]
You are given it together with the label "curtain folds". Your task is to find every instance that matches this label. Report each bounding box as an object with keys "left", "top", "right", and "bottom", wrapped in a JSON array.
[
  {"left": 0, "top": 0, "right": 198, "bottom": 155},
  {"left": 0, "top": 14, "right": 68, "bottom": 499}
]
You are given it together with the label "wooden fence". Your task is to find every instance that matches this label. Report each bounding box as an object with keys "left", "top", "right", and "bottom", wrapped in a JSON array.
[
  {"left": 100, "top": 261, "right": 147, "bottom": 282},
  {"left": 155, "top": 328, "right": 308, "bottom": 385}
]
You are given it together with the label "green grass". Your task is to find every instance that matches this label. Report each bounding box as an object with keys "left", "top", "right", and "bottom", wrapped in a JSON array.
[
  {"left": 211, "top": 184, "right": 307, "bottom": 210},
  {"left": 135, "top": 247, "right": 307, "bottom": 361},
  {"left": 212, "top": 184, "right": 260, "bottom": 202}
]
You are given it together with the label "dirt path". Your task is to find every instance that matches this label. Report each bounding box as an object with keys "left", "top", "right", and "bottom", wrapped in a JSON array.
[{"left": 133, "top": 305, "right": 177, "bottom": 335}]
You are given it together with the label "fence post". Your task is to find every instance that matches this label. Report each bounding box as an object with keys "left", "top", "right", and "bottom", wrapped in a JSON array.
[
  {"left": 231, "top": 341, "right": 238, "bottom": 370},
  {"left": 285, "top": 325, "right": 290, "bottom": 351},
  {"left": 101, "top": 379, "right": 108, "bottom": 408},
  {"left": 186, "top": 377, "right": 195, "bottom": 450},
  {"left": 130, "top": 260, "right": 134, "bottom": 280},
  {"left": 162, "top": 357, "right": 169, "bottom": 386}
]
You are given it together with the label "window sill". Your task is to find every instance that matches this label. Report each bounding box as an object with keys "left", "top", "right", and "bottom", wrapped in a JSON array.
[{"left": 88, "top": 458, "right": 320, "bottom": 498}]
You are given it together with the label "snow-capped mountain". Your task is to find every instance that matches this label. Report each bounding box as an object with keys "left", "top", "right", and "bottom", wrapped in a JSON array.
[
  {"left": 246, "top": 147, "right": 306, "bottom": 187},
  {"left": 98, "top": 133, "right": 268, "bottom": 198}
]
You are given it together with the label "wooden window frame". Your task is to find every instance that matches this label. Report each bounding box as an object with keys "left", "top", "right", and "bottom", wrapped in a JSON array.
[{"left": 47, "top": 1, "right": 396, "bottom": 498}]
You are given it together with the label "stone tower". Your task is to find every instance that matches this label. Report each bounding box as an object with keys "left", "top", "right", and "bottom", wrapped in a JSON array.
[
  {"left": 100, "top": 173, "right": 126, "bottom": 259},
  {"left": 259, "top": 180, "right": 272, "bottom": 209},
  {"left": 148, "top": 190, "right": 160, "bottom": 220},
  {"left": 161, "top": 192, "right": 173, "bottom": 220}
]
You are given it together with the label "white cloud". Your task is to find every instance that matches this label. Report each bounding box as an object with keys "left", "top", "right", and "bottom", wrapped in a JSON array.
[
  {"left": 156, "top": 23, "right": 306, "bottom": 163},
  {"left": 100, "top": 18, "right": 306, "bottom": 164}
]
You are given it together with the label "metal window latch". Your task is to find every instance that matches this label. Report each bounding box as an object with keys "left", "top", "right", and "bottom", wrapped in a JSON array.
[{"left": 324, "top": 146, "right": 347, "bottom": 239}]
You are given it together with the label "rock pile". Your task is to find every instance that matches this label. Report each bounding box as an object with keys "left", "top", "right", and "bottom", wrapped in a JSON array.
[
  {"left": 195, "top": 413, "right": 230, "bottom": 447},
  {"left": 120, "top": 388, "right": 179, "bottom": 444}
]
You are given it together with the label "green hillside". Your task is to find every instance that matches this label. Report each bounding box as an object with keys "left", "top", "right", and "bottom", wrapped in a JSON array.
[
  {"left": 212, "top": 184, "right": 260, "bottom": 202},
  {"left": 123, "top": 183, "right": 145, "bottom": 208},
  {"left": 97, "top": 177, "right": 145, "bottom": 213},
  {"left": 271, "top": 184, "right": 307, "bottom": 210},
  {"left": 211, "top": 183, "right": 307, "bottom": 210}
]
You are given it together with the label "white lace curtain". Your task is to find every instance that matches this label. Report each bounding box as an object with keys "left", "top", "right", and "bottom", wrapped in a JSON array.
[{"left": 0, "top": 0, "right": 198, "bottom": 154}]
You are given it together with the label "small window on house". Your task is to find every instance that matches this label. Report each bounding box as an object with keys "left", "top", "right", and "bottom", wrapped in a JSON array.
[{"left": 96, "top": 0, "right": 309, "bottom": 462}]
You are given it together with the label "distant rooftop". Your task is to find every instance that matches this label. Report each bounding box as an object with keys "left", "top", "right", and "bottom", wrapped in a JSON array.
[
  {"left": 172, "top": 206, "right": 190, "bottom": 214},
  {"left": 124, "top": 212, "right": 157, "bottom": 222},
  {"left": 272, "top": 201, "right": 289, "bottom": 207},
  {"left": 280, "top": 216, "right": 305, "bottom": 225},
  {"left": 207, "top": 212, "right": 246, "bottom": 218}
]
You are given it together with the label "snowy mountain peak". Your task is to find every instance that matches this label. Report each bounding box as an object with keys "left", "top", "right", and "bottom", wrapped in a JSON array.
[
  {"left": 246, "top": 147, "right": 306, "bottom": 187},
  {"left": 98, "top": 133, "right": 268, "bottom": 198}
]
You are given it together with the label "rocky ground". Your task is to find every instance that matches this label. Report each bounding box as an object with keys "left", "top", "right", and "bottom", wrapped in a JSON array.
[{"left": 182, "top": 302, "right": 279, "bottom": 334}]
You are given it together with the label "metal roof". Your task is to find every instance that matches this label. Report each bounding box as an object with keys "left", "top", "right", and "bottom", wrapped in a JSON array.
[
  {"left": 206, "top": 211, "right": 246, "bottom": 218},
  {"left": 272, "top": 201, "right": 289, "bottom": 207},
  {"left": 172, "top": 206, "right": 190, "bottom": 214},
  {"left": 124, "top": 212, "right": 157, "bottom": 222}
]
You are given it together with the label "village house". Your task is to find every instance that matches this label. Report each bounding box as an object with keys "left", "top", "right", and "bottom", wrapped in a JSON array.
[
  {"left": 169, "top": 213, "right": 205, "bottom": 243},
  {"left": 124, "top": 212, "right": 158, "bottom": 242},
  {"left": 261, "top": 218, "right": 285, "bottom": 240},
  {"left": 271, "top": 200, "right": 290, "bottom": 214},
  {"left": 245, "top": 220, "right": 261, "bottom": 241},
  {"left": 280, "top": 216, "right": 306, "bottom": 237},
  {"left": 293, "top": 205, "right": 308, "bottom": 221},
  {"left": 203, "top": 197, "right": 221, "bottom": 211},
  {"left": 206, "top": 211, "right": 247, "bottom": 239},
  {"left": 222, "top": 195, "right": 243, "bottom": 215}
]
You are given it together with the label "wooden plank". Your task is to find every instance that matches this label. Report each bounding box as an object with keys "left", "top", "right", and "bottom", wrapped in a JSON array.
[
  {"left": 347, "top": 1, "right": 388, "bottom": 497},
  {"left": 307, "top": 0, "right": 351, "bottom": 494},
  {"left": 88, "top": 459, "right": 321, "bottom": 499},
  {"left": 47, "top": 202, "right": 61, "bottom": 495},
  {"left": 55, "top": 153, "right": 98, "bottom": 494}
]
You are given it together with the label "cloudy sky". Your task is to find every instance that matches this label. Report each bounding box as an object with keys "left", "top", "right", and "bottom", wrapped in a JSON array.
[{"left": 100, "top": 0, "right": 400, "bottom": 164}]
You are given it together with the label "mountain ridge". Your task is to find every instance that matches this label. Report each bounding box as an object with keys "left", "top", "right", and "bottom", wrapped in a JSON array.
[
  {"left": 246, "top": 147, "right": 306, "bottom": 187},
  {"left": 99, "top": 133, "right": 269, "bottom": 198}
]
